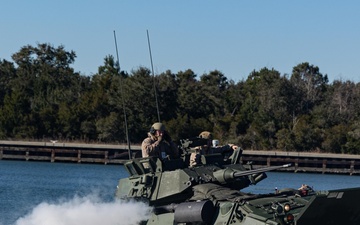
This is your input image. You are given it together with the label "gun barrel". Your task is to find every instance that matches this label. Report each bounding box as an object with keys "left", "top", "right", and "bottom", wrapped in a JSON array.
[
  {"left": 233, "top": 163, "right": 292, "bottom": 177},
  {"left": 214, "top": 163, "right": 292, "bottom": 184}
]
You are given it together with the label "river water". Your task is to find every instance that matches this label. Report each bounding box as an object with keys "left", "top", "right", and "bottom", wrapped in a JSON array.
[{"left": 1, "top": 160, "right": 360, "bottom": 225}]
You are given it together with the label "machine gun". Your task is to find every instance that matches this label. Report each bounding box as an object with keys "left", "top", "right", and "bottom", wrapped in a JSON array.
[
  {"left": 178, "top": 137, "right": 208, "bottom": 154},
  {"left": 178, "top": 136, "right": 243, "bottom": 166}
]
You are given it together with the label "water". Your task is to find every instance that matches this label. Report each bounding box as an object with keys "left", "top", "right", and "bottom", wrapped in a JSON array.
[
  {"left": 243, "top": 171, "right": 360, "bottom": 194},
  {"left": 0, "top": 160, "right": 150, "bottom": 225},
  {"left": 1, "top": 160, "right": 360, "bottom": 225}
]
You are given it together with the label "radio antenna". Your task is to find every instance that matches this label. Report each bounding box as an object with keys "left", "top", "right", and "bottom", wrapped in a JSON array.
[
  {"left": 113, "top": 30, "right": 132, "bottom": 159},
  {"left": 147, "top": 29, "right": 161, "bottom": 122}
]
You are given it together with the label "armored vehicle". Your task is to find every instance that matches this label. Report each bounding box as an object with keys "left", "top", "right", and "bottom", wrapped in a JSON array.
[{"left": 116, "top": 137, "right": 360, "bottom": 225}]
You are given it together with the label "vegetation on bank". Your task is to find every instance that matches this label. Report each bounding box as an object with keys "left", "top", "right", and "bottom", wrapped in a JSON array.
[{"left": 1, "top": 43, "right": 360, "bottom": 154}]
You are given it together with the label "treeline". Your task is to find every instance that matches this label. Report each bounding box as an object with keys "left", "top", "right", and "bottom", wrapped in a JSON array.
[{"left": 1, "top": 43, "right": 360, "bottom": 154}]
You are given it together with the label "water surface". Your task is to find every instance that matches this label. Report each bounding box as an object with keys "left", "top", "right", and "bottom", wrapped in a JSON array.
[
  {"left": 1, "top": 160, "right": 126, "bottom": 225},
  {"left": 1, "top": 160, "right": 360, "bottom": 225}
]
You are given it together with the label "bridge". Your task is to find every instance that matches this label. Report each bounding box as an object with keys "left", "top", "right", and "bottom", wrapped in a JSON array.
[
  {"left": 0, "top": 140, "right": 359, "bottom": 175},
  {"left": 0, "top": 140, "right": 141, "bottom": 164}
]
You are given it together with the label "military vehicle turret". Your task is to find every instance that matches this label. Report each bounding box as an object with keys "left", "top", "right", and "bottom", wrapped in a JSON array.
[{"left": 116, "top": 137, "right": 360, "bottom": 225}]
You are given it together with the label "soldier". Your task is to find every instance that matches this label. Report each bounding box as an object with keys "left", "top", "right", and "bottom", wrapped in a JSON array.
[
  {"left": 298, "top": 184, "right": 313, "bottom": 196},
  {"left": 190, "top": 131, "right": 239, "bottom": 167},
  {"left": 141, "top": 122, "right": 179, "bottom": 160}
]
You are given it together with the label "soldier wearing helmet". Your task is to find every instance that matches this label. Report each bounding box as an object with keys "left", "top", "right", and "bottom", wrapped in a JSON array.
[
  {"left": 190, "top": 131, "right": 239, "bottom": 167},
  {"left": 141, "top": 122, "right": 179, "bottom": 159}
]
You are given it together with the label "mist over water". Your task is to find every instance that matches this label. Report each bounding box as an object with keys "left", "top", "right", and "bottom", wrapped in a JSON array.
[
  {"left": 14, "top": 195, "right": 152, "bottom": 225},
  {"left": 0, "top": 160, "right": 133, "bottom": 225}
]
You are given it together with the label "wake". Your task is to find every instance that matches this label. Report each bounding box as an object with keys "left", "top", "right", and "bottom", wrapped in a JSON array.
[{"left": 13, "top": 195, "right": 152, "bottom": 225}]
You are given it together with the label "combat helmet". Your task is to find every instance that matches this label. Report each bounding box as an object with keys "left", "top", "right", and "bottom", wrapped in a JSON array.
[
  {"left": 150, "top": 122, "right": 166, "bottom": 134},
  {"left": 199, "top": 131, "right": 213, "bottom": 140}
]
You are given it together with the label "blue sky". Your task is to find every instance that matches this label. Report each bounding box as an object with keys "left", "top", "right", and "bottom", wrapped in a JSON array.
[{"left": 1, "top": 0, "right": 359, "bottom": 83}]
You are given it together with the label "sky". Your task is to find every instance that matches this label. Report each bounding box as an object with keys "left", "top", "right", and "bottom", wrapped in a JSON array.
[{"left": 1, "top": 0, "right": 360, "bottom": 83}]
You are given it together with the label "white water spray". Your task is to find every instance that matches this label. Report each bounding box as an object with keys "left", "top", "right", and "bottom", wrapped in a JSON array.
[{"left": 14, "top": 195, "right": 152, "bottom": 225}]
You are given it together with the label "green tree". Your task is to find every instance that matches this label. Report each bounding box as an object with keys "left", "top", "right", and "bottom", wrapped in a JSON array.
[
  {"left": 124, "top": 67, "right": 159, "bottom": 142},
  {"left": 343, "top": 121, "right": 360, "bottom": 154},
  {"left": 7, "top": 43, "right": 81, "bottom": 139},
  {"left": 90, "top": 55, "right": 126, "bottom": 142},
  {"left": 0, "top": 60, "right": 16, "bottom": 105},
  {"left": 174, "top": 69, "right": 211, "bottom": 138},
  {"left": 240, "top": 68, "right": 287, "bottom": 149},
  {"left": 156, "top": 70, "right": 178, "bottom": 122},
  {"left": 321, "top": 124, "right": 349, "bottom": 153},
  {"left": 290, "top": 62, "right": 328, "bottom": 114}
]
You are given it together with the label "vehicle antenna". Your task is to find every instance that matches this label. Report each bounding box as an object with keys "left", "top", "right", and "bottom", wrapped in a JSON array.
[
  {"left": 113, "top": 30, "right": 132, "bottom": 159},
  {"left": 147, "top": 29, "right": 161, "bottom": 122}
]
